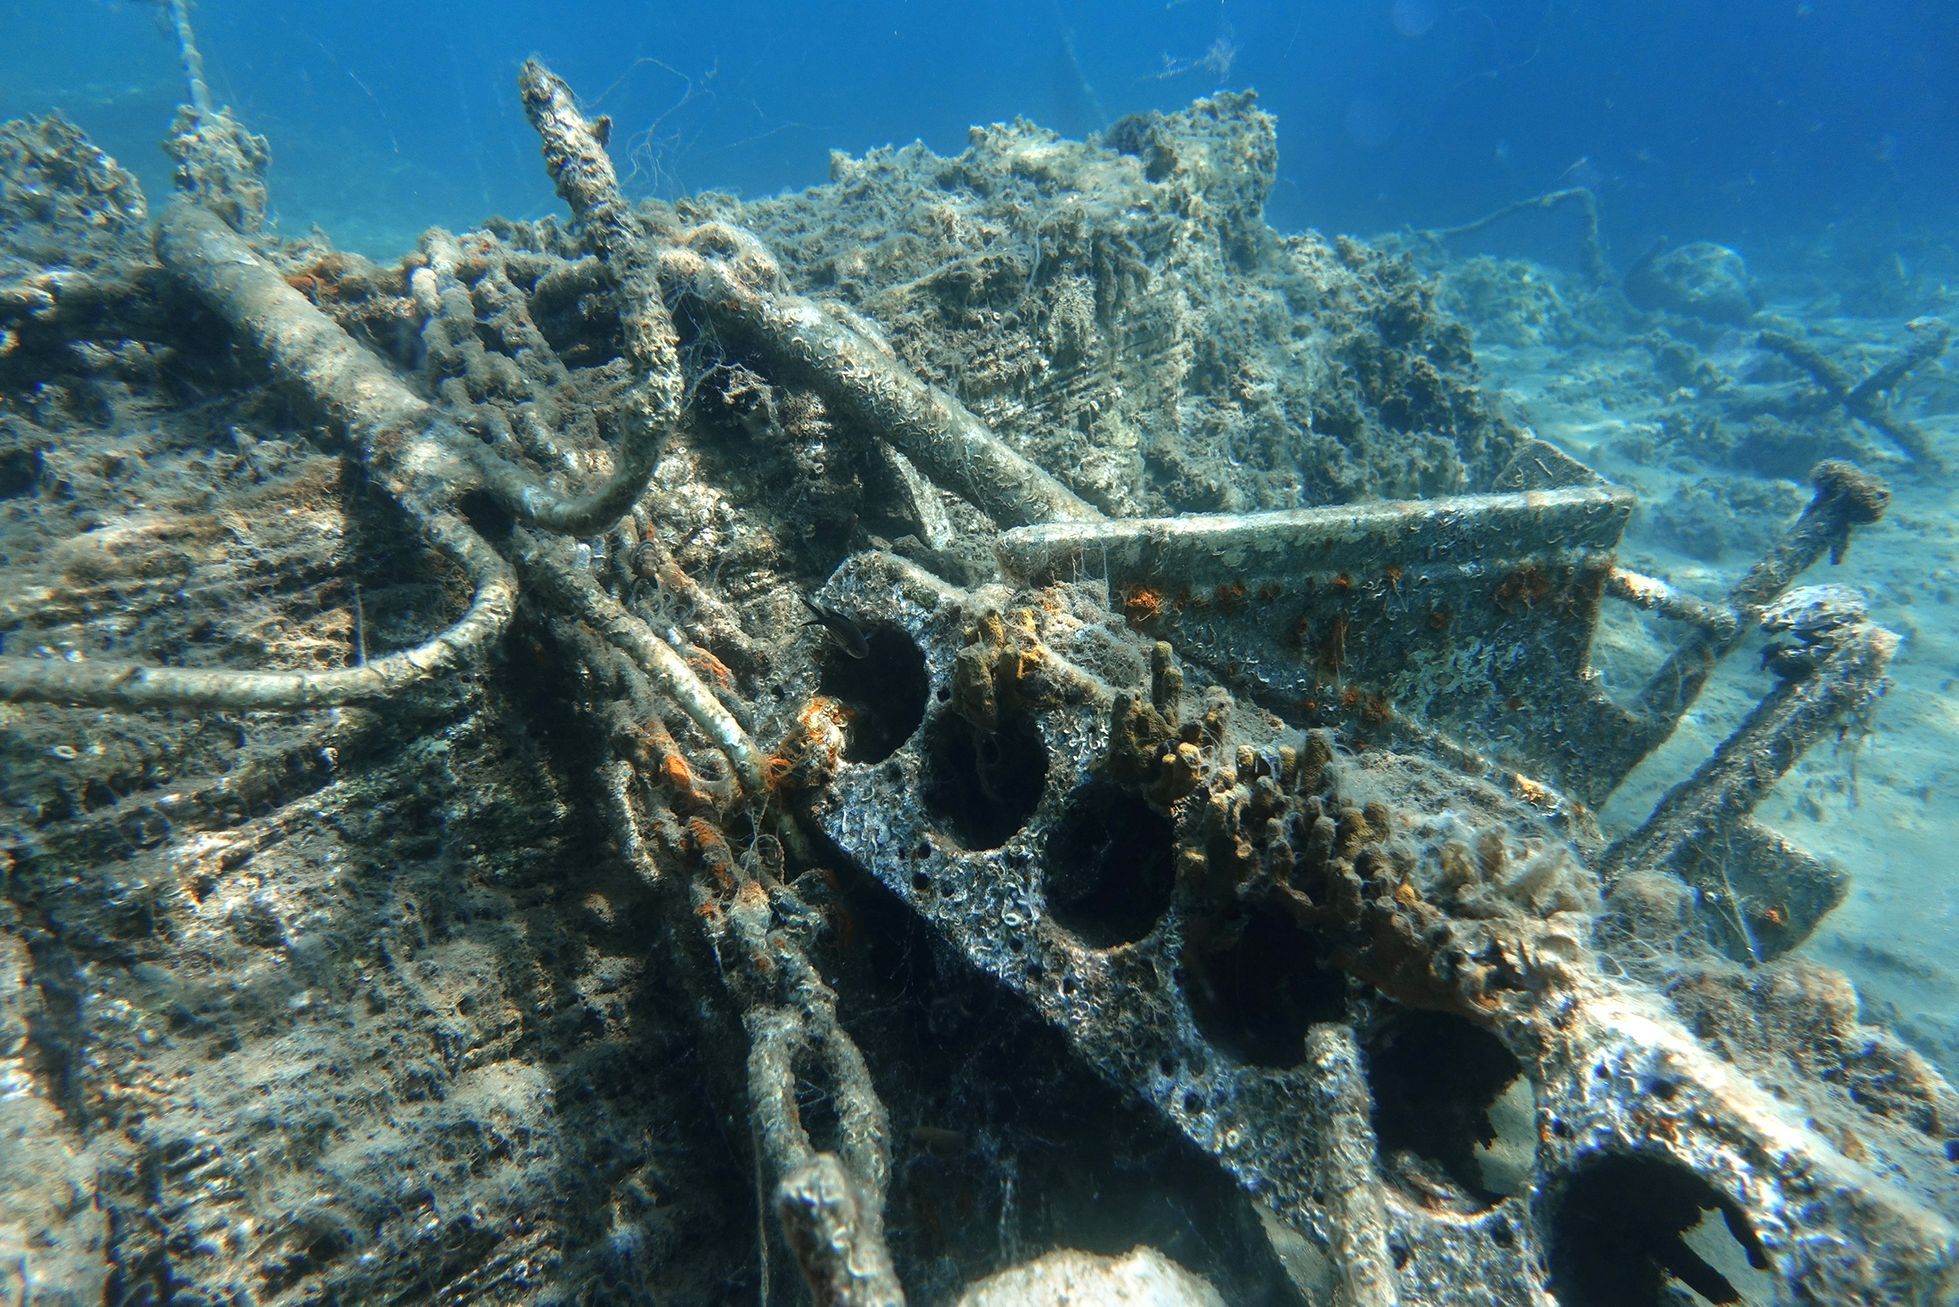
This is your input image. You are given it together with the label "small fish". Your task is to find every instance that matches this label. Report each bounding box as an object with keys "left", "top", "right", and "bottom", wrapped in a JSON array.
[{"left": 801, "top": 595, "right": 868, "bottom": 658}]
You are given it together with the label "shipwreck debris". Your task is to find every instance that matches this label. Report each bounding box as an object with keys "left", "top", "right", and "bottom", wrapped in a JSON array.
[
  {"left": 1759, "top": 319, "right": 1952, "bottom": 469},
  {"left": 0, "top": 21, "right": 1952, "bottom": 1306}
]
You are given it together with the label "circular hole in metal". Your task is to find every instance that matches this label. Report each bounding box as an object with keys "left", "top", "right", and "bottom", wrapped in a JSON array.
[
  {"left": 1365, "top": 1009, "right": 1531, "bottom": 1209},
  {"left": 1543, "top": 1152, "right": 1771, "bottom": 1307},
  {"left": 1042, "top": 781, "right": 1175, "bottom": 947},
  {"left": 1181, "top": 898, "right": 1344, "bottom": 1068},
  {"left": 817, "top": 625, "right": 929, "bottom": 764},
  {"left": 920, "top": 708, "right": 1047, "bottom": 850}
]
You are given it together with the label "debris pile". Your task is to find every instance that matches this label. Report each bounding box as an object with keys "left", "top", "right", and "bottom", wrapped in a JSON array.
[{"left": 1, "top": 34, "right": 1953, "bottom": 1307}]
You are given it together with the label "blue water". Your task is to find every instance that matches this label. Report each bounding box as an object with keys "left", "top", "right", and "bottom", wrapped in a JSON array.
[{"left": 5, "top": 1, "right": 1954, "bottom": 258}]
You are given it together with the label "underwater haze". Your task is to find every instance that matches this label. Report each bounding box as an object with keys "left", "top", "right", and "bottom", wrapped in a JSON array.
[{"left": 4, "top": 0, "right": 1956, "bottom": 258}]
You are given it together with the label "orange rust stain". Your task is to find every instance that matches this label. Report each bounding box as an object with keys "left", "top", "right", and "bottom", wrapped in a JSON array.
[
  {"left": 687, "top": 647, "right": 734, "bottom": 691},
  {"left": 1121, "top": 585, "right": 1166, "bottom": 626}
]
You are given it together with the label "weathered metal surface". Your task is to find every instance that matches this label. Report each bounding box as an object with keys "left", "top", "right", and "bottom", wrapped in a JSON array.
[
  {"left": 1002, "top": 489, "right": 1641, "bottom": 804},
  {"left": 811, "top": 546, "right": 1957, "bottom": 1305}
]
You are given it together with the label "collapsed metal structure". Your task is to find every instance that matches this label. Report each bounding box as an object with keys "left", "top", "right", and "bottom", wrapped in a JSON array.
[
  {"left": 2, "top": 25, "right": 1955, "bottom": 1305},
  {"left": 812, "top": 476, "right": 1933, "bottom": 1303}
]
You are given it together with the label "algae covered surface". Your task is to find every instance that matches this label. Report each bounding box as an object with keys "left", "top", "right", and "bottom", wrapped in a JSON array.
[{"left": 1, "top": 42, "right": 1956, "bottom": 1307}]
